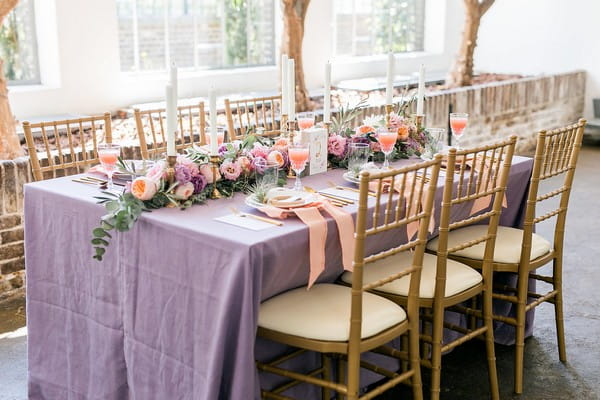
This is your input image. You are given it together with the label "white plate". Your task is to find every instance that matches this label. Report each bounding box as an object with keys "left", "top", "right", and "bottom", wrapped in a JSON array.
[
  {"left": 342, "top": 171, "right": 360, "bottom": 185},
  {"left": 245, "top": 188, "right": 319, "bottom": 210}
]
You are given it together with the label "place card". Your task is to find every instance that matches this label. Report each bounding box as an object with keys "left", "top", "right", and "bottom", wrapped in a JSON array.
[
  {"left": 214, "top": 214, "right": 276, "bottom": 231},
  {"left": 300, "top": 127, "right": 328, "bottom": 175}
]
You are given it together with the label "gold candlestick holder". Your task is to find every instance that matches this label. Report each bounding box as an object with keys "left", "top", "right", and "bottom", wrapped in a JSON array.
[
  {"left": 287, "top": 120, "right": 297, "bottom": 142},
  {"left": 323, "top": 121, "right": 332, "bottom": 135},
  {"left": 209, "top": 154, "right": 222, "bottom": 199},
  {"left": 280, "top": 113, "right": 288, "bottom": 137},
  {"left": 166, "top": 155, "right": 177, "bottom": 185},
  {"left": 413, "top": 114, "right": 425, "bottom": 131},
  {"left": 385, "top": 104, "right": 394, "bottom": 127}
]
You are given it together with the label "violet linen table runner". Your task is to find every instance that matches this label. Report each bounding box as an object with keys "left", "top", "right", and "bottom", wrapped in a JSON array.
[{"left": 25, "top": 156, "right": 534, "bottom": 400}]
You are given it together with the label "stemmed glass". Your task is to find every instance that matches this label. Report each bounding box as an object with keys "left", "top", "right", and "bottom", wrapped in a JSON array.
[
  {"left": 288, "top": 143, "right": 310, "bottom": 191},
  {"left": 449, "top": 113, "right": 469, "bottom": 149},
  {"left": 347, "top": 142, "right": 370, "bottom": 177},
  {"left": 376, "top": 127, "right": 398, "bottom": 169},
  {"left": 97, "top": 143, "right": 121, "bottom": 190},
  {"left": 421, "top": 128, "right": 446, "bottom": 160},
  {"left": 297, "top": 112, "right": 315, "bottom": 130},
  {"left": 205, "top": 126, "right": 225, "bottom": 147}
]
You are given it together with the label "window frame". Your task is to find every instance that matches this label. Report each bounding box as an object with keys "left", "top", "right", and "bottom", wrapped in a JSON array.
[{"left": 3, "top": 0, "right": 41, "bottom": 86}]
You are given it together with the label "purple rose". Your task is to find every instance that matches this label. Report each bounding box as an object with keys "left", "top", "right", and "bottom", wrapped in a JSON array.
[
  {"left": 251, "top": 156, "right": 268, "bottom": 174},
  {"left": 175, "top": 164, "right": 192, "bottom": 184},
  {"left": 190, "top": 174, "right": 207, "bottom": 194},
  {"left": 218, "top": 144, "right": 228, "bottom": 156},
  {"left": 328, "top": 134, "right": 347, "bottom": 158}
]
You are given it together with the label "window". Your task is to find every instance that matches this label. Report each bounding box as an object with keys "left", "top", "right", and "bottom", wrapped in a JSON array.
[
  {"left": 334, "top": 0, "right": 425, "bottom": 57},
  {"left": 0, "top": 0, "right": 40, "bottom": 85},
  {"left": 116, "top": 0, "right": 276, "bottom": 72}
]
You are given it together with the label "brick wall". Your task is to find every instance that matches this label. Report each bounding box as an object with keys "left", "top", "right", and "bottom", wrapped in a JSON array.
[
  {"left": 0, "top": 157, "right": 30, "bottom": 295},
  {"left": 0, "top": 70, "right": 587, "bottom": 296}
]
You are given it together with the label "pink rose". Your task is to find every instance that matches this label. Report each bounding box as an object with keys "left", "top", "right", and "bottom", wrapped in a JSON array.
[
  {"left": 250, "top": 143, "right": 270, "bottom": 159},
  {"left": 220, "top": 160, "right": 242, "bottom": 181},
  {"left": 267, "top": 150, "right": 286, "bottom": 168},
  {"left": 173, "top": 182, "right": 195, "bottom": 200},
  {"left": 146, "top": 160, "right": 167, "bottom": 182},
  {"left": 199, "top": 163, "right": 221, "bottom": 183},
  {"left": 328, "top": 134, "right": 347, "bottom": 158},
  {"left": 131, "top": 177, "right": 158, "bottom": 201},
  {"left": 237, "top": 156, "right": 252, "bottom": 173}
]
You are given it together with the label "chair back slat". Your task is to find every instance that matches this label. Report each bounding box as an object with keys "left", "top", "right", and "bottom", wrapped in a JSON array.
[
  {"left": 225, "top": 94, "right": 283, "bottom": 140},
  {"left": 520, "top": 119, "right": 586, "bottom": 263},
  {"left": 23, "top": 113, "right": 112, "bottom": 181},
  {"left": 134, "top": 102, "right": 206, "bottom": 160},
  {"left": 350, "top": 156, "right": 442, "bottom": 340}
]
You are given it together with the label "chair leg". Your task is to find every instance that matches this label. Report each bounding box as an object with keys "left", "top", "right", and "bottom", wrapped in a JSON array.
[
  {"left": 553, "top": 257, "right": 567, "bottom": 362},
  {"left": 514, "top": 273, "right": 529, "bottom": 394},
  {"left": 483, "top": 289, "right": 500, "bottom": 400},
  {"left": 346, "top": 351, "right": 360, "bottom": 400},
  {"left": 400, "top": 334, "right": 409, "bottom": 373},
  {"left": 322, "top": 354, "right": 331, "bottom": 400},
  {"left": 409, "top": 320, "right": 424, "bottom": 400},
  {"left": 337, "top": 357, "right": 345, "bottom": 400},
  {"left": 429, "top": 306, "right": 444, "bottom": 400}
]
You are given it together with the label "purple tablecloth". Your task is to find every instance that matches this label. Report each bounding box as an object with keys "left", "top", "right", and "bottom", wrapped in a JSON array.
[{"left": 25, "top": 156, "right": 533, "bottom": 399}]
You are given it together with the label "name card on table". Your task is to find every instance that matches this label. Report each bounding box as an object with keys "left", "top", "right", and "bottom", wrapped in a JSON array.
[{"left": 300, "top": 127, "right": 328, "bottom": 175}]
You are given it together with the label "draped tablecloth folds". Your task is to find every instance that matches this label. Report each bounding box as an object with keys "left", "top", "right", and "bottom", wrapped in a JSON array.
[{"left": 25, "top": 156, "right": 534, "bottom": 400}]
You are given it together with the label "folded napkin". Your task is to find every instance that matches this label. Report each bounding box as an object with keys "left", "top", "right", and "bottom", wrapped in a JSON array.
[{"left": 259, "top": 199, "right": 355, "bottom": 288}]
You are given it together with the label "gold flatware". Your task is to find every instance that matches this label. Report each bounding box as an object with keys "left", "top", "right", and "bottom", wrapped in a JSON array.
[
  {"left": 327, "top": 180, "right": 376, "bottom": 197},
  {"left": 80, "top": 176, "right": 125, "bottom": 187},
  {"left": 72, "top": 179, "right": 98, "bottom": 186},
  {"left": 229, "top": 207, "right": 283, "bottom": 227},
  {"left": 304, "top": 186, "right": 352, "bottom": 206}
]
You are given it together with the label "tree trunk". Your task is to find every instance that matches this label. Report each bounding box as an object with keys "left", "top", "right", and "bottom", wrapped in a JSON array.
[
  {"left": 281, "top": 0, "right": 313, "bottom": 112},
  {"left": 447, "top": 0, "right": 495, "bottom": 87},
  {"left": 0, "top": 0, "right": 22, "bottom": 160}
]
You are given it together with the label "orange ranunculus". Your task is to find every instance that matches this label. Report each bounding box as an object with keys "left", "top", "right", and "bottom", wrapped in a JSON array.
[
  {"left": 397, "top": 125, "right": 410, "bottom": 141},
  {"left": 358, "top": 125, "right": 375, "bottom": 134}
]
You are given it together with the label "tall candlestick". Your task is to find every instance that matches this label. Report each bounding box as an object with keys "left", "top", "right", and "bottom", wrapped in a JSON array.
[
  {"left": 416, "top": 64, "right": 425, "bottom": 115},
  {"left": 209, "top": 88, "right": 218, "bottom": 155},
  {"left": 386, "top": 53, "right": 394, "bottom": 105},
  {"left": 324, "top": 61, "right": 331, "bottom": 123},
  {"left": 288, "top": 58, "right": 295, "bottom": 120},
  {"left": 169, "top": 62, "right": 178, "bottom": 105},
  {"left": 281, "top": 54, "right": 288, "bottom": 115},
  {"left": 165, "top": 84, "right": 176, "bottom": 157}
]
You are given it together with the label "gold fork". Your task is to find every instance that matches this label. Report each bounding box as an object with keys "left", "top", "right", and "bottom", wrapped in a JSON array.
[{"left": 228, "top": 207, "right": 283, "bottom": 226}]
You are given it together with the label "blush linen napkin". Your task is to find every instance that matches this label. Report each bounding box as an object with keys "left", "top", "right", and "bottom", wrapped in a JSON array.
[{"left": 259, "top": 200, "right": 355, "bottom": 288}]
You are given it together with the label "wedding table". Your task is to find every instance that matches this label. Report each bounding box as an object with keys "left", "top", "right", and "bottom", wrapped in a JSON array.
[{"left": 25, "top": 156, "right": 533, "bottom": 400}]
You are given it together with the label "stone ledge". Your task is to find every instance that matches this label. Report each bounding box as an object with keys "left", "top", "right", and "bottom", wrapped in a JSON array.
[{"left": 0, "top": 227, "right": 24, "bottom": 245}]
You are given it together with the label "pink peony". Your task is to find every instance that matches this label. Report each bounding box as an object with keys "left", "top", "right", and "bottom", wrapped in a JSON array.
[
  {"left": 146, "top": 160, "right": 167, "bottom": 182},
  {"left": 220, "top": 160, "right": 242, "bottom": 181},
  {"left": 328, "top": 134, "right": 347, "bottom": 158},
  {"left": 199, "top": 163, "right": 221, "bottom": 183},
  {"left": 173, "top": 182, "right": 195, "bottom": 200},
  {"left": 131, "top": 177, "right": 158, "bottom": 200},
  {"left": 250, "top": 143, "right": 270, "bottom": 159}
]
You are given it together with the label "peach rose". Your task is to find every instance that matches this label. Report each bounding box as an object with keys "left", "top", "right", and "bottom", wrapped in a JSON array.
[
  {"left": 131, "top": 177, "right": 158, "bottom": 201},
  {"left": 267, "top": 150, "right": 285, "bottom": 168},
  {"left": 199, "top": 163, "right": 221, "bottom": 184},
  {"left": 356, "top": 125, "right": 376, "bottom": 135},
  {"left": 174, "top": 182, "right": 195, "bottom": 200},
  {"left": 397, "top": 125, "right": 410, "bottom": 141}
]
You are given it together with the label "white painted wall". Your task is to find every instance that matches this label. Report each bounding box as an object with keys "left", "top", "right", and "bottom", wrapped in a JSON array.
[
  {"left": 10, "top": 0, "right": 595, "bottom": 121},
  {"left": 474, "top": 0, "right": 599, "bottom": 119}
]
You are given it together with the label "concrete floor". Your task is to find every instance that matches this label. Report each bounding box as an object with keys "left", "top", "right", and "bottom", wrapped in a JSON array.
[{"left": 1, "top": 144, "right": 598, "bottom": 400}]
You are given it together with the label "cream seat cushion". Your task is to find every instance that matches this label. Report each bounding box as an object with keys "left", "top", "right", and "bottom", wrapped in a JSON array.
[
  {"left": 426, "top": 225, "right": 552, "bottom": 264},
  {"left": 341, "top": 252, "right": 482, "bottom": 299},
  {"left": 258, "top": 284, "right": 406, "bottom": 342}
]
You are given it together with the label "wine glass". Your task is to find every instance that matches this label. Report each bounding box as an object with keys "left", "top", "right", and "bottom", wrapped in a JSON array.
[
  {"left": 421, "top": 128, "right": 446, "bottom": 160},
  {"left": 97, "top": 143, "right": 121, "bottom": 190},
  {"left": 347, "top": 142, "right": 370, "bottom": 177},
  {"left": 288, "top": 143, "right": 310, "bottom": 191},
  {"left": 205, "top": 126, "right": 225, "bottom": 147},
  {"left": 376, "top": 127, "right": 398, "bottom": 169},
  {"left": 449, "top": 113, "right": 468, "bottom": 149},
  {"left": 297, "top": 112, "right": 315, "bottom": 130}
]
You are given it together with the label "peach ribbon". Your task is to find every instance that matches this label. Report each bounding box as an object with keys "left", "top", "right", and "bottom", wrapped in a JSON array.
[{"left": 259, "top": 200, "right": 355, "bottom": 288}]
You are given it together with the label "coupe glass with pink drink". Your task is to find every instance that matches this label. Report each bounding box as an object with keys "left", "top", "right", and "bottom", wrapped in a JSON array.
[
  {"left": 376, "top": 127, "right": 398, "bottom": 169},
  {"left": 288, "top": 143, "right": 310, "bottom": 191},
  {"left": 297, "top": 112, "right": 315, "bottom": 130},
  {"left": 205, "top": 127, "right": 225, "bottom": 147},
  {"left": 449, "top": 113, "right": 468, "bottom": 149},
  {"left": 97, "top": 143, "right": 121, "bottom": 190}
]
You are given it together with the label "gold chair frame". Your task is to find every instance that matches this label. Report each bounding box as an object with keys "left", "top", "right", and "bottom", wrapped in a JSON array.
[
  {"left": 224, "top": 94, "right": 282, "bottom": 140},
  {"left": 447, "top": 120, "right": 586, "bottom": 394},
  {"left": 257, "top": 156, "right": 443, "bottom": 400},
  {"left": 134, "top": 102, "right": 206, "bottom": 160},
  {"left": 23, "top": 113, "right": 112, "bottom": 181}
]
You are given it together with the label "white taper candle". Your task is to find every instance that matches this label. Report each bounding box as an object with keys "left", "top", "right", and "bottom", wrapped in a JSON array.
[
  {"left": 416, "top": 64, "right": 425, "bottom": 115},
  {"left": 288, "top": 59, "right": 295, "bottom": 120},
  {"left": 165, "top": 84, "right": 176, "bottom": 157},
  {"left": 281, "top": 54, "right": 288, "bottom": 115},
  {"left": 386, "top": 53, "right": 394, "bottom": 105},
  {"left": 324, "top": 62, "right": 331, "bottom": 123},
  {"left": 209, "top": 88, "right": 218, "bottom": 155}
]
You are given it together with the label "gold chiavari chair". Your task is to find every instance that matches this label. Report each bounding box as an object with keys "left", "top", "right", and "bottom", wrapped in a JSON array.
[
  {"left": 427, "top": 120, "right": 586, "bottom": 394},
  {"left": 224, "top": 94, "right": 282, "bottom": 140},
  {"left": 134, "top": 102, "right": 206, "bottom": 160},
  {"left": 257, "top": 157, "right": 443, "bottom": 400},
  {"left": 23, "top": 113, "right": 112, "bottom": 181},
  {"left": 343, "top": 137, "right": 517, "bottom": 400}
]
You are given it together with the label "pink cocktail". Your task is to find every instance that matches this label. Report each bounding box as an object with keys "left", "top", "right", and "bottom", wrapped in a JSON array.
[
  {"left": 97, "top": 143, "right": 121, "bottom": 190},
  {"left": 205, "top": 130, "right": 225, "bottom": 146},
  {"left": 449, "top": 113, "right": 469, "bottom": 149},
  {"left": 376, "top": 128, "right": 398, "bottom": 168},
  {"left": 296, "top": 112, "right": 315, "bottom": 131},
  {"left": 288, "top": 144, "right": 310, "bottom": 191}
]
